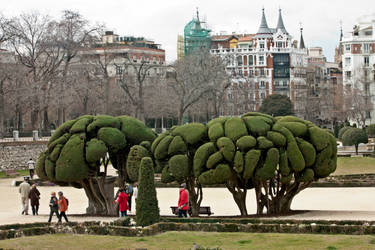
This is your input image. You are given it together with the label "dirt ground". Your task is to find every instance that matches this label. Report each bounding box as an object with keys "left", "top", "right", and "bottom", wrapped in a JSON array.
[{"left": 2, "top": 175, "right": 375, "bottom": 225}]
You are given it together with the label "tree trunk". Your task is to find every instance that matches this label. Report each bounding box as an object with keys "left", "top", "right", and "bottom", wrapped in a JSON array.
[
  {"left": 186, "top": 177, "right": 203, "bottom": 217},
  {"left": 355, "top": 144, "right": 359, "bottom": 155},
  {"left": 0, "top": 81, "right": 4, "bottom": 137},
  {"left": 225, "top": 182, "right": 248, "bottom": 216},
  {"left": 81, "top": 176, "right": 116, "bottom": 216}
]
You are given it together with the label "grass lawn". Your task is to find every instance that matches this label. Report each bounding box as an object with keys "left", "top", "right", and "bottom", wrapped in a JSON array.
[
  {"left": 334, "top": 157, "right": 375, "bottom": 175},
  {"left": 0, "top": 169, "right": 29, "bottom": 178},
  {"left": 0, "top": 232, "right": 375, "bottom": 250}
]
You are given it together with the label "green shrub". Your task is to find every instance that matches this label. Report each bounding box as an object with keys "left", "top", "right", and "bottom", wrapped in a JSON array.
[
  {"left": 296, "top": 138, "right": 316, "bottom": 167},
  {"left": 161, "top": 167, "right": 174, "bottom": 183},
  {"left": 55, "top": 135, "right": 90, "bottom": 182},
  {"left": 172, "top": 123, "right": 207, "bottom": 145},
  {"left": 35, "top": 153, "right": 47, "bottom": 180},
  {"left": 126, "top": 145, "right": 150, "bottom": 182},
  {"left": 48, "top": 119, "right": 76, "bottom": 146},
  {"left": 87, "top": 115, "right": 121, "bottom": 134},
  {"left": 169, "top": 154, "right": 189, "bottom": 182},
  {"left": 296, "top": 168, "right": 314, "bottom": 182},
  {"left": 207, "top": 152, "right": 224, "bottom": 169},
  {"left": 217, "top": 137, "right": 235, "bottom": 162},
  {"left": 278, "top": 122, "right": 307, "bottom": 137},
  {"left": 266, "top": 131, "right": 286, "bottom": 147},
  {"left": 338, "top": 126, "right": 351, "bottom": 140},
  {"left": 168, "top": 136, "right": 187, "bottom": 155},
  {"left": 233, "top": 151, "right": 244, "bottom": 173},
  {"left": 86, "top": 139, "right": 108, "bottom": 163},
  {"left": 224, "top": 117, "right": 248, "bottom": 141},
  {"left": 194, "top": 142, "right": 216, "bottom": 177},
  {"left": 287, "top": 141, "right": 305, "bottom": 172},
  {"left": 97, "top": 127, "right": 127, "bottom": 153},
  {"left": 257, "top": 136, "right": 274, "bottom": 149},
  {"left": 136, "top": 157, "right": 160, "bottom": 227},
  {"left": 309, "top": 127, "right": 329, "bottom": 151},
  {"left": 199, "top": 164, "right": 232, "bottom": 185},
  {"left": 236, "top": 136, "right": 257, "bottom": 152},
  {"left": 243, "top": 150, "right": 261, "bottom": 180},
  {"left": 279, "top": 148, "right": 290, "bottom": 176},
  {"left": 50, "top": 144, "right": 63, "bottom": 162},
  {"left": 154, "top": 135, "right": 173, "bottom": 160},
  {"left": 118, "top": 116, "right": 157, "bottom": 145},
  {"left": 151, "top": 132, "right": 169, "bottom": 154},
  {"left": 367, "top": 124, "right": 375, "bottom": 138},
  {"left": 255, "top": 148, "right": 279, "bottom": 180},
  {"left": 242, "top": 116, "right": 271, "bottom": 136},
  {"left": 342, "top": 128, "right": 368, "bottom": 148},
  {"left": 207, "top": 117, "right": 229, "bottom": 128},
  {"left": 208, "top": 123, "right": 225, "bottom": 142},
  {"left": 70, "top": 117, "right": 92, "bottom": 134}
]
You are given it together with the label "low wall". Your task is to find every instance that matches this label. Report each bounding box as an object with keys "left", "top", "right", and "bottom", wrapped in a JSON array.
[{"left": 0, "top": 141, "right": 47, "bottom": 171}]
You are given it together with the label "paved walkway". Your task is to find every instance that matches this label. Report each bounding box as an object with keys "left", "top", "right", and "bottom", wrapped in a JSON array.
[{"left": 2, "top": 176, "right": 375, "bottom": 225}]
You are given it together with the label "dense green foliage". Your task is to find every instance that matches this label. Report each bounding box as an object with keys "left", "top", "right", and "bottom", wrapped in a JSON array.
[
  {"left": 136, "top": 157, "right": 160, "bottom": 227},
  {"left": 342, "top": 128, "right": 368, "bottom": 154},
  {"left": 258, "top": 94, "right": 293, "bottom": 116},
  {"left": 338, "top": 126, "right": 352, "bottom": 140},
  {"left": 36, "top": 115, "right": 156, "bottom": 185}
]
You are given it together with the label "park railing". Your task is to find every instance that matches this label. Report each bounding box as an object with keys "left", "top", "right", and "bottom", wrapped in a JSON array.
[{"left": 0, "top": 130, "right": 52, "bottom": 143}]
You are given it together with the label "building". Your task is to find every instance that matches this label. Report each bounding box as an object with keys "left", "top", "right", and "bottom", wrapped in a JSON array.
[
  {"left": 183, "top": 10, "right": 211, "bottom": 56},
  {"left": 341, "top": 14, "right": 375, "bottom": 126},
  {"left": 210, "top": 8, "right": 308, "bottom": 116}
]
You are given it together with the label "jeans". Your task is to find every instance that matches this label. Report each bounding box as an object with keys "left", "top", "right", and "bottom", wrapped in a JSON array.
[
  {"left": 59, "top": 211, "right": 69, "bottom": 222},
  {"left": 120, "top": 211, "right": 127, "bottom": 217},
  {"left": 178, "top": 209, "right": 187, "bottom": 218},
  {"left": 48, "top": 209, "right": 59, "bottom": 222},
  {"left": 31, "top": 204, "right": 39, "bottom": 215}
]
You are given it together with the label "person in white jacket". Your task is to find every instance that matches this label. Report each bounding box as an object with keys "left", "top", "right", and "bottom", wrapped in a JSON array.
[
  {"left": 132, "top": 183, "right": 138, "bottom": 213},
  {"left": 19, "top": 177, "right": 31, "bottom": 215}
]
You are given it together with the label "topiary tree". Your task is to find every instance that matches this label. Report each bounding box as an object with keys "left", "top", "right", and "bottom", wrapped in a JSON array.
[
  {"left": 151, "top": 123, "right": 208, "bottom": 217},
  {"left": 195, "top": 112, "right": 337, "bottom": 215},
  {"left": 259, "top": 94, "right": 293, "bottom": 116},
  {"left": 136, "top": 157, "right": 159, "bottom": 226},
  {"left": 338, "top": 126, "right": 352, "bottom": 140},
  {"left": 366, "top": 124, "right": 375, "bottom": 138},
  {"left": 342, "top": 128, "right": 368, "bottom": 155},
  {"left": 35, "top": 115, "right": 156, "bottom": 215}
]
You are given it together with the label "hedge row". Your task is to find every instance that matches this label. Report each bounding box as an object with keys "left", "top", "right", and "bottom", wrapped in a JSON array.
[{"left": 2, "top": 220, "right": 375, "bottom": 240}]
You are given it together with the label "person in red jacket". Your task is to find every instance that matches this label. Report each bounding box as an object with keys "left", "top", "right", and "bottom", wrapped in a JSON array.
[
  {"left": 178, "top": 183, "right": 189, "bottom": 217},
  {"left": 58, "top": 191, "right": 69, "bottom": 223},
  {"left": 116, "top": 188, "right": 129, "bottom": 217}
]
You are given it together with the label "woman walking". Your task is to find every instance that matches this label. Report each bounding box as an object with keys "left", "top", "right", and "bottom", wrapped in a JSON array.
[{"left": 28, "top": 184, "right": 40, "bottom": 215}]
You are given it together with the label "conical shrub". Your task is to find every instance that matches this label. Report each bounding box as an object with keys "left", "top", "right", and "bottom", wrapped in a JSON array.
[{"left": 136, "top": 157, "right": 160, "bottom": 227}]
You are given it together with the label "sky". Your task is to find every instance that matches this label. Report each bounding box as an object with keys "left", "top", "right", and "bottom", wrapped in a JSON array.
[{"left": 2, "top": 0, "right": 374, "bottom": 63}]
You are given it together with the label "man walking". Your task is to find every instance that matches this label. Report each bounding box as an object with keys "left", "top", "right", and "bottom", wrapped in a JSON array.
[
  {"left": 58, "top": 191, "right": 69, "bottom": 223},
  {"left": 178, "top": 183, "right": 189, "bottom": 218},
  {"left": 19, "top": 177, "right": 31, "bottom": 215},
  {"left": 27, "top": 158, "right": 35, "bottom": 179}
]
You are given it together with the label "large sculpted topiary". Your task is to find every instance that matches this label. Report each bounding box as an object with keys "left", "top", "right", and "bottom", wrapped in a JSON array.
[
  {"left": 194, "top": 112, "right": 337, "bottom": 215},
  {"left": 36, "top": 115, "right": 156, "bottom": 215},
  {"left": 151, "top": 123, "right": 207, "bottom": 216}
]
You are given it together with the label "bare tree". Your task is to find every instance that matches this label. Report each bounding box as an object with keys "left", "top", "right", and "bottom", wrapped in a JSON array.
[
  {"left": 7, "top": 12, "right": 64, "bottom": 130},
  {"left": 55, "top": 10, "right": 101, "bottom": 124},
  {"left": 115, "top": 53, "right": 163, "bottom": 122},
  {"left": 169, "top": 50, "right": 229, "bottom": 124}
]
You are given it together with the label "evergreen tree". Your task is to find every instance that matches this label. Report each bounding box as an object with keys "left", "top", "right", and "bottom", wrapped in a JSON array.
[
  {"left": 259, "top": 94, "right": 293, "bottom": 117},
  {"left": 136, "top": 157, "right": 160, "bottom": 226}
]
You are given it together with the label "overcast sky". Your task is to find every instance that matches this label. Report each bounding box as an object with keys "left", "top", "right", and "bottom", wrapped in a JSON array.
[{"left": 2, "top": 0, "right": 374, "bottom": 63}]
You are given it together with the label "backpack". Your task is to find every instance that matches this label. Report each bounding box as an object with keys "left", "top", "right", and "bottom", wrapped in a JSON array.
[{"left": 65, "top": 197, "right": 69, "bottom": 206}]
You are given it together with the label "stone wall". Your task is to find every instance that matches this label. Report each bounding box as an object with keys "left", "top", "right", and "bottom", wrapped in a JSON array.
[{"left": 0, "top": 142, "right": 47, "bottom": 170}]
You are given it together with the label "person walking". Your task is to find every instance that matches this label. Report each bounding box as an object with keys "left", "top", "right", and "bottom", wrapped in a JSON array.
[
  {"left": 19, "top": 177, "right": 31, "bottom": 215},
  {"left": 126, "top": 183, "right": 134, "bottom": 213},
  {"left": 133, "top": 183, "right": 138, "bottom": 213},
  {"left": 28, "top": 184, "right": 40, "bottom": 215},
  {"left": 58, "top": 191, "right": 69, "bottom": 223},
  {"left": 26, "top": 158, "right": 35, "bottom": 179},
  {"left": 48, "top": 192, "right": 59, "bottom": 223},
  {"left": 178, "top": 183, "right": 189, "bottom": 218},
  {"left": 115, "top": 188, "right": 129, "bottom": 217}
]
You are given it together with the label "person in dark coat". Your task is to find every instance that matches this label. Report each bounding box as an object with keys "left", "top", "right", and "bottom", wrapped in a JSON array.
[
  {"left": 48, "top": 192, "right": 59, "bottom": 223},
  {"left": 28, "top": 184, "right": 40, "bottom": 215}
]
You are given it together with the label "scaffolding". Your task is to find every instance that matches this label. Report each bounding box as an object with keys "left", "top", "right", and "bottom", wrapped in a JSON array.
[{"left": 184, "top": 10, "right": 211, "bottom": 55}]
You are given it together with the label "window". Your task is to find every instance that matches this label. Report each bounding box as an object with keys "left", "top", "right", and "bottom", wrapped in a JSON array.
[
  {"left": 259, "top": 56, "right": 265, "bottom": 65},
  {"left": 345, "top": 71, "right": 351, "bottom": 79},
  {"left": 283, "top": 81, "right": 287, "bottom": 86},
  {"left": 260, "top": 42, "right": 265, "bottom": 49},
  {"left": 248, "top": 56, "right": 253, "bottom": 65},
  {"left": 363, "top": 44, "right": 370, "bottom": 53},
  {"left": 237, "top": 56, "right": 243, "bottom": 66},
  {"left": 345, "top": 57, "right": 351, "bottom": 66},
  {"left": 115, "top": 66, "right": 122, "bottom": 75},
  {"left": 249, "top": 70, "right": 253, "bottom": 76},
  {"left": 345, "top": 44, "right": 350, "bottom": 52},
  {"left": 275, "top": 81, "right": 279, "bottom": 86},
  {"left": 261, "top": 93, "right": 265, "bottom": 99},
  {"left": 364, "top": 56, "right": 370, "bottom": 67},
  {"left": 260, "top": 81, "right": 265, "bottom": 87},
  {"left": 277, "top": 41, "right": 283, "bottom": 48},
  {"left": 260, "top": 68, "right": 265, "bottom": 76}
]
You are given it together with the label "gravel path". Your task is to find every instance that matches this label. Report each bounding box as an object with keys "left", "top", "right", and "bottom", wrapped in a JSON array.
[{"left": 1, "top": 176, "right": 375, "bottom": 225}]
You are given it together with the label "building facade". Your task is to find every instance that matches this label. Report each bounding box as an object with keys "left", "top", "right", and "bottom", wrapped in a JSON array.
[
  {"left": 341, "top": 15, "right": 375, "bottom": 126},
  {"left": 210, "top": 9, "right": 308, "bottom": 116}
]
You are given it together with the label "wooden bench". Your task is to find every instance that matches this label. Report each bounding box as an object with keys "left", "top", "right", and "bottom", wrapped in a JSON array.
[
  {"left": 4, "top": 169, "right": 18, "bottom": 177},
  {"left": 170, "top": 206, "right": 214, "bottom": 216}
]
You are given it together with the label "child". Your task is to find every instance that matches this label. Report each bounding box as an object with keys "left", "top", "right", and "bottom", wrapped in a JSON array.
[{"left": 48, "top": 192, "right": 59, "bottom": 223}]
